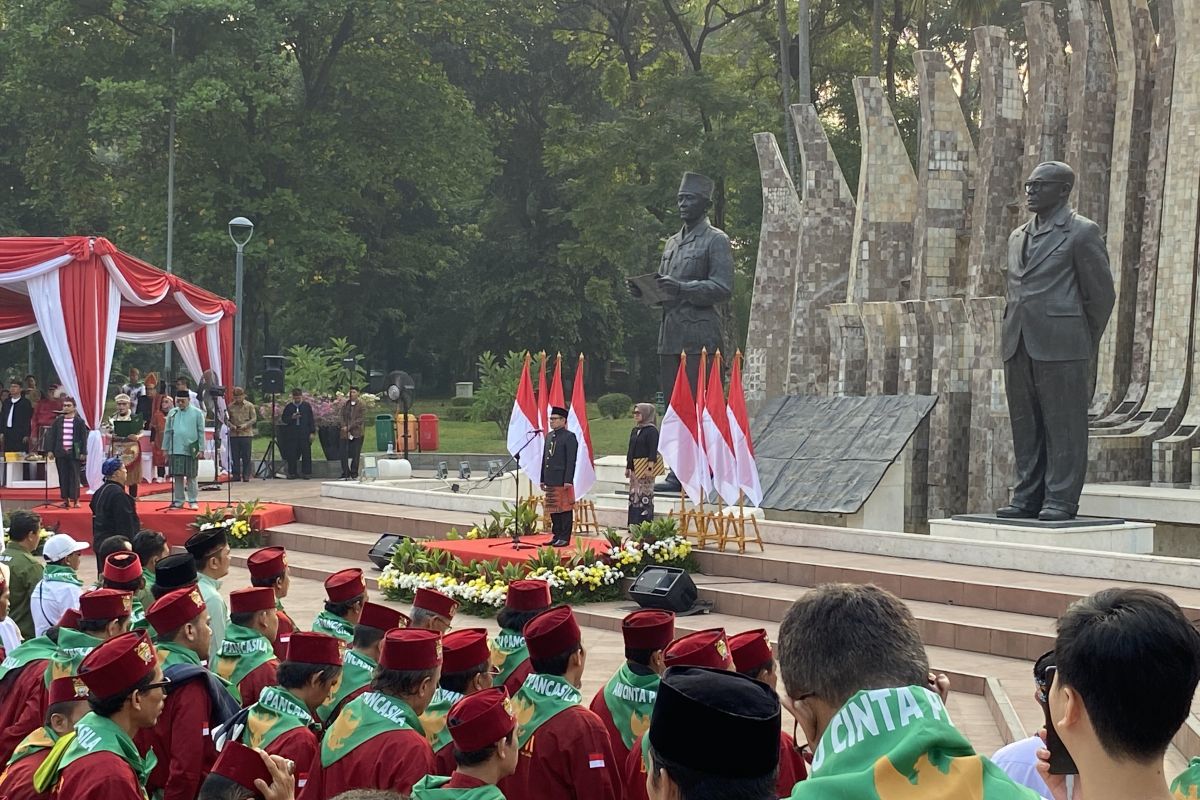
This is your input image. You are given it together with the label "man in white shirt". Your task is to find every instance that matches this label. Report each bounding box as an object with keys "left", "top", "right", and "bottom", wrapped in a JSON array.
[{"left": 30, "top": 533, "right": 90, "bottom": 635}]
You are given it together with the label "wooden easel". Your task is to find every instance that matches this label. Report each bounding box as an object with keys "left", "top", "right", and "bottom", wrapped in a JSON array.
[
  {"left": 671, "top": 491, "right": 723, "bottom": 550},
  {"left": 720, "top": 492, "right": 764, "bottom": 553},
  {"left": 572, "top": 500, "right": 601, "bottom": 536}
]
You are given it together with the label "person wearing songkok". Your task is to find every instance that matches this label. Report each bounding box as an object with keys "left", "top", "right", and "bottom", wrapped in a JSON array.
[
  {"left": 646, "top": 667, "right": 781, "bottom": 800},
  {"left": 1, "top": 381, "right": 32, "bottom": 456},
  {"left": 496, "top": 606, "right": 620, "bottom": 800},
  {"left": 540, "top": 406, "right": 578, "bottom": 547},
  {"left": 88, "top": 458, "right": 140, "bottom": 571},
  {"left": 46, "top": 630, "right": 167, "bottom": 800},
  {"left": 198, "top": 740, "right": 295, "bottom": 800},
  {"left": 240, "top": 632, "right": 343, "bottom": 794},
  {"left": 0, "top": 567, "right": 23, "bottom": 659},
  {"left": 0, "top": 588, "right": 131, "bottom": 764},
  {"left": 131, "top": 530, "right": 168, "bottom": 613},
  {"left": 625, "top": 403, "right": 663, "bottom": 527},
  {"left": 280, "top": 389, "right": 315, "bottom": 480},
  {"left": 490, "top": 580, "right": 550, "bottom": 697},
  {"left": 137, "top": 586, "right": 240, "bottom": 800},
  {"left": 303, "top": 628, "right": 442, "bottom": 799},
  {"left": 589, "top": 609, "right": 673, "bottom": 766},
  {"left": 227, "top": 387, "right": 258, "bottom": 483},
  {"left": 421, "top": 628, "right": 495, "bottom": 776},
  {"left": 107, "top": 393, "right": 144, "bottom": 497},
  {"left": 164, "top": 388, "right": 206, "bottom": 509},
  {"left": 29, "top": 534, "right": 90, "bottom": 637},
  {"left": 411, "top": 687, "right": 519, "bottom": 800},
  {"left": 728, "top": 628, "right": 808, "bottom": 796},
  {"left": 248, "top": 546, "right": 297, "bottom": 660},
  {"left": 317, "top": 602, "right": 409, "bottom": 725},
  {"left": 149, "top": 552, "right": 198, "bottom": 597},
  {"left": 779, "top": 584, "right": 1036, "bottom": 800},
  {"left": 46, "top": 396, "right": 87, "bottom": 509},
  {"left": 339, "top": 387, "right": 366, "bottom": 480},
  {"left": 412, "top": 587, "right": 458, "bottom": 633},
  {"left": 100, "top": 553, "right": 147, "bottom": 625},
  {"left": 186, "top": 526, "right": 232, "bottom": 663},
  {"left": 0, "top": 511, "right": 43, "bottom": 639},
  {"left": 313, "top": 568, "right": 368, "bottom": 643},
  {"left": 0, "top": 675, "right": 89, "bottom": 800},
  {"left": 55, "top": 608, "right": 80, "bottom": 630},
  {"left": 1041, "top": 589, "right": 1200, "bottom": 800},
  {"left": 216, "top": 587, "right": 282, "bottom": 705},
  {"left": 622, "top": 628, "right": 733, "bottom": 800}
]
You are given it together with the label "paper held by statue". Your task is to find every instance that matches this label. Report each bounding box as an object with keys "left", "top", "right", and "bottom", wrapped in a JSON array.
[
  {"left": 628, "top": 273, "right": 670, "bottom": 305},
  {"left": 544, "top": 485, "right": 576, "bottom": 514}
]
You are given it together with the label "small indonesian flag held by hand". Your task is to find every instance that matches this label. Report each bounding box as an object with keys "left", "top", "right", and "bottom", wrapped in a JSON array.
[
  {"left": 659, "top": 353, "right": 709, "bottom": 504},
  {"left": 588, "top": 753, "right": 606, "bottom": 769},
  {"left": 566, "top": 354, "right": 596, "bottom": 499},
  {"left": 727, "top": 351, "right": 763, "bottom": 506},
  {"left": 507, "top": 352, "right": 544, "bottom": 487}
]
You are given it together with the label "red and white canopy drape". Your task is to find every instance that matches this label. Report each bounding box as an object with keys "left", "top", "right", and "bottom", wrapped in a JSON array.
[{"left": 0, "top": 237, "right": 235, "bottom": 490}]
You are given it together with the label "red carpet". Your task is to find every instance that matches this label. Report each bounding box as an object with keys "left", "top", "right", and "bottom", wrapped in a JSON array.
[
  {"left": 35, "top": 499, "right": 296, "bottom": 547},
  {"left": 0, "top": 482, "right": 178, "bottom": 501},
  {"left": 426, "top": 534, "right": 610, "bottom": 567}
]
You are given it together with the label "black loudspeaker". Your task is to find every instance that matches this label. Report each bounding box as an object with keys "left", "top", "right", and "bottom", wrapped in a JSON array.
[
  {"left": 629, "top": 566, "right": 697, "bottom": 612},
  {"left": 263, "top": 370, "right": 285, "bottom": 394},
  {"left": 368, "top": 534, "right": 408, "bottom": 569}
]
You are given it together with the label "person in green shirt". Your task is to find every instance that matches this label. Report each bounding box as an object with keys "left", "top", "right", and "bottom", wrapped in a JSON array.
[
  {"left": 184, "top": 527, "right": 231, "bottom": 664},
  {"left": 0, "top": 510, "right": 43, "bottom": 640},
  {"left": 412, "top": 687, "right": 520, "bottom": 800},
  {"left": 131, "top": 530, "right": 169, "bottom": 614},
  {"left": 311, "top": 568, "right": 367, "bottom": 644}
]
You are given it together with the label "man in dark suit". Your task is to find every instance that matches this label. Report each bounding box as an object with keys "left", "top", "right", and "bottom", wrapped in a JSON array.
[
  {"left": 279, "top": 388, "right": 315, "bottom": 479},
  {"left": 541, "top": 405, "right": 578, "bottom": 546},
  {"left": 997, "top": 161, "right": 1115, "bottom": 522},
  {"left": 1, "top": 380, "right": 32, "bottom": 454}
]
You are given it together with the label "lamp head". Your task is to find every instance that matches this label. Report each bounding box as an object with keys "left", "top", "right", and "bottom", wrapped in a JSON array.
[{"left": 228, "top": 216, "right": 254, "bottom": 247}]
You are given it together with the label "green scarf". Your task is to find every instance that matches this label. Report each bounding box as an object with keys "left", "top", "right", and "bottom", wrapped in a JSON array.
[
  {"left": 601, "top": 664, "right": 659, "bottom": 750},
  {"left": 43, "top": 564, "right": 82, "bottom": 587},
  {"left": 128, "top": 595, "right": 146, "bottom": 627},
  {"left": 1171, "top": 757, "right": 1200, "bottom": 799},
  {"left": 419, "top": 687, "right": 464, "bottom": 753},
  {"left": 321, "top": 690, "right": 425, "bottom": 768},
  {"left": 789, "top": 686, "right": 1041, "bottom": 800},
  {"left": 490, "top": 629, "right": 528, "bottom": 687},
  {"left": 511, "top": 673, "right": 581, "bottom": 750},
  {"left": 214, "top": 623, "right": 277, "bottom": 695},
  {"left": 156, "top": 641, "right": 201, "bottom": 669},
  {"left": 44, "top": 629, "right": 104, "bottom": 686},
  {"left": 0, "top": 635, "right": 58, "bottom": 682},
  {"left": 243, "top": 686, "right": 316, "bottom": 751},
  {"left": 318, "top": 649, "right": 377, "bottom": 723},
  {"left": 312, "top": 611, "right": 354, "bottom": 642},
  {"left": 7, "top": 725, "right": 57, "bottom": 766},
  {"left": 411, "top": 775, "right": 506, "bottom": 799},
  {"left": 41, "top": 712, "right": 157, "bottom": 792}
]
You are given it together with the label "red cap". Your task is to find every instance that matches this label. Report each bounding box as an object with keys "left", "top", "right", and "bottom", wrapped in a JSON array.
[
  {"left": 621, "top": 610, "right": 675, "bottom": 651},
  {"left": 442, "top": 628, "right": 491, "bottom": 674},
  {"left": 728, "top": 629, "right": 773, "bottom": 673},
  {"left": 664, "top": 629, "right": 733, "bottom": 670},
  {"left": 285, "top": 632, "right": 343, "bottom": 666},
  {"left": 379, "top": 629, "right": 443, "bottom": 671},
  {"left": 246, "top": 546, "right": 288, "bottom": 581},
  {"left": 448, "top": 687, "right": 517, "bottom": 752},
  {"left": 103, "top": 552, "right": 142, "bottom": 585},
  {"left": 210, "top": 741, "right": 273, "bottom": 793},
  {"left": 146, "top": 587, "right": 206, "bottom": 633},
  {"left": 505, "top": 580, "right": 551, "bottom": 612},
  {"left": 413, "top": 587, "right": 457, "bottom": 620},
  {"left": 47, "top": 675, "right": 89, "bottom": 706},
  {"left": 324, "top": 569, "right": 366, "bottom": 603},
  {"left": 57, "top": 608, "right": 81, "bottom": 630},
  {"left": 358, "top": 602, "right": 407, "bottom": 632},
  {"left": 79, "top": 588, "right": 133, "bottom": 621},
  {"left": 229, "top": 587, "right": 276, "bottom": 615},
  {"left": 78, "top": 630, "right": 157, "bottom": 699},
  {"left": 523, "top": 606, "right": 582, "bottom": 660}
]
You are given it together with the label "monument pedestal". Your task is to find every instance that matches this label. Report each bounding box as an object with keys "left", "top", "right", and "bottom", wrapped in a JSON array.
[{"left": 930, "top": 514, "right": 1154, "bottom": 554}]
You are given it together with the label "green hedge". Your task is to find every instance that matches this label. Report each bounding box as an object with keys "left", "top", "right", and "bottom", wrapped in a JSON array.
[
  {"left": 444, "top": 406, "right": 472, "bottom": 422},
  {"left": 450, "top": 396, "right": 474, "bottom": 407},
  {"left": 597, "top": 393, "right": 633, "bottom": 419}
]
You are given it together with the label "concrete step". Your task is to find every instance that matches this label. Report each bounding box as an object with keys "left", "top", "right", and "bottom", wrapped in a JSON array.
[{"left": 288, "top": 498, "right": 479, "bottom": 538}]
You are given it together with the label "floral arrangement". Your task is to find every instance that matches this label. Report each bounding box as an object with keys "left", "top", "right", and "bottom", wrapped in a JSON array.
[
  {"left": 191, "top": 500, "right": 264, "bottom": 548},
  {"left": 257, "top": 391, "right": 380, "bottom": 426}
]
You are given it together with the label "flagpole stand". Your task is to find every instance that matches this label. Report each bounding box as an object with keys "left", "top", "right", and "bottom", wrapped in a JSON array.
[
  {"left": 720, "top": 492, "right": 764, "bottom": 554},
  {"left": 571, "top": 500, "right": 600, "bottom": 536}
]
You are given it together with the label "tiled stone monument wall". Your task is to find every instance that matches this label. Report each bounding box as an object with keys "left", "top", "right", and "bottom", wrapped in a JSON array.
[
  {"left": 862, "top": 302, "right": 900, "bottom": 395},
  {"left": 786, "top": 104, "right": 856, "bottom": 397},
  {"left": 910, "top": 51, "right": 977, "bottom": 301},
  {"left": 1022, "top": 2, "right": 1068, "bottom": 179},
  {"left": 829, "top": 303, "right": 867, "bottom": 396},
  {"left": 927, "top": 298, "right": 971, "bottom": 519},
  {"left": 967, "top": 298, "right": 1013, "bottom": 512},
  {"left": 846, "top": 78, "right": 919, "bottom": 305},
  {"left": 1065, "top": 0, "right": 1117, "bottom": 238},
  {"left": 898, "top": 300, "right": 932, "bottom": 532},
  {"left": 745, "top": 133, "right": 803, "bottom": 413},
  {"left": 966, "top": 27, "right": 1024, "bottom": 299}
]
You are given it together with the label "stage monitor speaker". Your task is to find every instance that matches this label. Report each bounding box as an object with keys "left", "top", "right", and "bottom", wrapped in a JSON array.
[
  {"left": 263, "top": 368, "right": 285, "bottom": 394},
  {"left": 629, "top": 566, "right": 697, "bottom": 612},
  {"left": 368, "top": 533, "right": 408, "bottom": 569}
]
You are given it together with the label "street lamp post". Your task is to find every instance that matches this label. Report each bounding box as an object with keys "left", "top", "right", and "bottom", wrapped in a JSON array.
[{"left": 228, "top": 217, "right": 254, "bottom": 389}]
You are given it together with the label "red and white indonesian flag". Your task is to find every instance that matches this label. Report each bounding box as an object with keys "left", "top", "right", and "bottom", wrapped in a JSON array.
[
  {"left": 567, "top": 354, "right": 596, "bottom": 499},
  {"left": 727, "top": 351, "right": 763, "bottom": 506},
  {"left": 507, "top": 352, "right": 543, "bottom": 486},
  {"left": 702, "top": 352, "right": 739, "bottom": 505},
  {"left": 659, "top": 353, "right": 709, "bottom": 505},
  {"left": 546, "top": 352, "right": 565, "bottom": 426}
]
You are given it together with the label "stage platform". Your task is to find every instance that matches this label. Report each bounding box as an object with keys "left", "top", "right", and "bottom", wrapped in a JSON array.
[
  {"left": 425, "top": 533, "right": 610, "bottom": 566},
  {"left": 35, "top": 497, "right": 295, "bottom": 546}
]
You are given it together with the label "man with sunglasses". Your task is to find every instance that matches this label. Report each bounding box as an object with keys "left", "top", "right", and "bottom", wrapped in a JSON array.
[
  {"left": 997, "top": 161, "right": 1114, "bottom": 523},
  {"left": 541, "top": 406, "right": 578, "bottom": 547}
]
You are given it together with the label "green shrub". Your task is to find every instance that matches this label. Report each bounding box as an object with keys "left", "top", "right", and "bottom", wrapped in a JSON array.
[
  {"left": 450, "top": 396, "right": 474, "bottom": 407},
  {"left": 597, "top": 393, "right": 633, "bottom": 419},
  {"left": 444, "top": 406, "right": 472, "bottom": 422},
  {"left": 469, "top": 351, "right": 526, "bottom": 434},
  {"left": 255, "top": 420, "right": 274, "bottom": 438}
]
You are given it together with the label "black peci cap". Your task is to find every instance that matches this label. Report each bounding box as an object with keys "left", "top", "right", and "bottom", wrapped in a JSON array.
[
  {"left": 153, "top": 552, "right": 198, "bottom": 590},
  {"left": 184, "top": 528, "right": 228, "bottom": 560}
]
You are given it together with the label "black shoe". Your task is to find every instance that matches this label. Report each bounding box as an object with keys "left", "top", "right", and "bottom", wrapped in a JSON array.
[
  {"left": 287, "top": 475, "right": 298, "bottom": 480},
  {"left": 995, "top": 505, "right": 1037, "bottom": 519},
  {"left": 549, "top": 538, "right": 569, "bottom": 547},
  {"left": 302, "top": 475, "right": 311, "bottom": 480},
  {"left": 1038, "top": 507, "right": 1073, "bottom": 522}
]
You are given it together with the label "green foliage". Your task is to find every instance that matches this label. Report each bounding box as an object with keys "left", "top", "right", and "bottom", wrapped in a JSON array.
[
  {"left": 444, "top": 406, "right": 472, "bottom": 422},
  {"left": 469, "top": 351, "right": 526, "bottom": 435},
  {"left": 597, "top": 393, "right": 634, "bottom": 419},
  {"left": 282, "top": 338, "right": 368, "bottom": 396},
  {"left": 450, "top": 396, "right": 474, "bottom": 407},
  {"left": 629, "top": 516, "right": 680, "bottom": 544}
]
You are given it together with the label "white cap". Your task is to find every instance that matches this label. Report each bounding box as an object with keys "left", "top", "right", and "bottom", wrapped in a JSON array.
[{"left": 43, "top": 533, "right": 90, "bottom": 562}]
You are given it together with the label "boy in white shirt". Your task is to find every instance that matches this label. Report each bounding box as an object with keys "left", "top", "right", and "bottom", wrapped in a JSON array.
[{"left": 29, "top": 533, "right": 90, "bottom": 635}]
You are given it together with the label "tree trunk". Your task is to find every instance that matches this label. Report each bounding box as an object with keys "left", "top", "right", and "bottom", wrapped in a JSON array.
[
  {"left": 871, "top": 0, "right": 882, "bottom": 75},
  {"left": 960, "top": 35, "right": 977, "bottom": 135},
  {"left": 796, "top": 0, "right": 811, "bottom": 104},
  {"left": 777, "top": 0, "right": 797, "bottom": 175},
  {"left": 885, "top": 0, "right": 905, "bottom": 100}
]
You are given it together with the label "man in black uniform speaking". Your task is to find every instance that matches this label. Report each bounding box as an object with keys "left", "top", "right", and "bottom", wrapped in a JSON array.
[{"left": 541, "top": 405, "right": 578, "bottom": 547}]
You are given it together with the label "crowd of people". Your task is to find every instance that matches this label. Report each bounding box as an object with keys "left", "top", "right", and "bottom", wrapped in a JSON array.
[{"left": 0, "top": 504, "right": 1192, "bottom": 800}]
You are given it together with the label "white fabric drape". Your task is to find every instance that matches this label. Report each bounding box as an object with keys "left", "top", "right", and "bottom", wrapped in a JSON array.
[
  {"left": 174, "top": 291, "right": 223, "bottom": 325},
  {"left": 0, "top": 324, "right": 41, "bottom": 344},
  {"left": 117, "top": 322, "right": 201, "bottom": 345},
  {"left": 0, "top": 254, "right": 74, "bottom": 286},
  {"left": 174, "top": 333, "right": 203, "bottom": 383},
  {"left": 101, "top": 254, "right": 169, "bottom": 306},
  {"left": 85, "top": 280, "right": 123, "bottom": 492}
]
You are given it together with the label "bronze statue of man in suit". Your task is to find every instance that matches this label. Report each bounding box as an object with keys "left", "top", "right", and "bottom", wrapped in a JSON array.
[{"left": 996, "top": 161, "right": 1115, "bottom": 522}]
